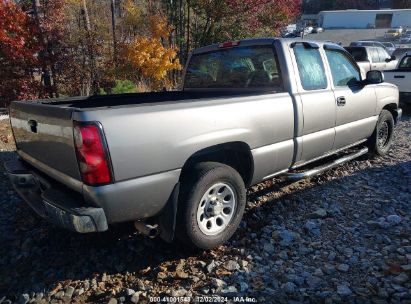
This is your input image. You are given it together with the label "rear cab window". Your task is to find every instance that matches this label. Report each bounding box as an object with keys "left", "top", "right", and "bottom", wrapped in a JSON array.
[
  {"left": 345, "top": 47, "right": 368, "bottom": 62},
  {"left": 292, "top": 44, "right": 328, "bottom": 90},
  {"left": 184, "top": 45, "right": 284, "bottom": 91}
]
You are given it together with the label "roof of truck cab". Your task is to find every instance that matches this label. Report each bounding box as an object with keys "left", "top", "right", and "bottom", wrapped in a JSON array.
[{"left": 191, "top": 38, "right": 344, "bottom": 55}]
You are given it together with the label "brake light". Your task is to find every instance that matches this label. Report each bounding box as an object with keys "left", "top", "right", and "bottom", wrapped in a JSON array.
[
  {"left": 218, "top": 41, "right": 240, "bottom": 48},
  {"left": 73, "top": 122, "right": 112, "bottom": 185}
]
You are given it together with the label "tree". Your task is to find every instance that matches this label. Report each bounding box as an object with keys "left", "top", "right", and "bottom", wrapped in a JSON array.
[
  {"left": 81, "top": 0, "right": 98, "bottom": 95},
  {"left": 0, "top": 0, "right": 39, "bottom": 106},
  {"left": 110, "top": 0, "right": 117, "bottom": 66},
  {"left": 31, "top": 0, "right": 68, "bottom": 97},
  {"left": 63, "top": 0, "right": 112, "bottom": 96},
  {"left": 225, "top": 0, "right": 302, "bottom": 36},
  {"left": 124, "top": 14, "right": 182, "bottom": 89},
  {"left": 1, "top": 0, "right": 303, "bottom": 101},
  {"left": 181, "top": 0, "right": 301, "bottom": 54},
  {"left": 302, "top": 0, "right": 379, "bottom": 13}
]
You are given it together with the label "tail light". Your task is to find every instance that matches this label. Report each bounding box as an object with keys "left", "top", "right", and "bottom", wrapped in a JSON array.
[
  {"left": 73, "top": 122, "right": 113, "bottom": 185},
  {"left": 218, "top": 41, "right": 240, "bottom": 48}
]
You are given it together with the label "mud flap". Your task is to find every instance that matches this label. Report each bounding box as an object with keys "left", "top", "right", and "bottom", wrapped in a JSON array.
[{"left": 158, "top": 183, "right": 180, "bottom": 243}]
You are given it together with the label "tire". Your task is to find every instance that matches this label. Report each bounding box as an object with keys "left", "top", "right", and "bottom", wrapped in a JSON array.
[
  {"left": 367, "top": 110, "right": 395, "bottom": 156},
  {"left": 176, "top": 162, "right": 246, "bottom": 250}
]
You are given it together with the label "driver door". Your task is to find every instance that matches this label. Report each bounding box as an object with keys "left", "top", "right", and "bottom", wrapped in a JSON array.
[{"left": 324, "top": 47, "right": 377, "bottom": 150}]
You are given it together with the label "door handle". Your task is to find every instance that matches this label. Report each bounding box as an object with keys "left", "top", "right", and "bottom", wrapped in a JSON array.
[
  {"left": 336, "top": 96, "right": 346, "bottom": 106},
  {"left": 394, "top": 75, "right": 405, "bottom": 79},
  {"left": 27, "top": 119, "right": 38, "bottom": 133}
]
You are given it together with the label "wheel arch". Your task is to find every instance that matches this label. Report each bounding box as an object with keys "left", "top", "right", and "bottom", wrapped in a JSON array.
[
  {"left": 180, "top": 141, "right": 254, "bottom": 187},
  {"left": 382, "top": 103, "right": 399, "bottom": 123}
]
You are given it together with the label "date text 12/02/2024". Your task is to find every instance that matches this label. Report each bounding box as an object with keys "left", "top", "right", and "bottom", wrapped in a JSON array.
[{"left": 149, "top": 296, "right": 258, "bottom": 303}]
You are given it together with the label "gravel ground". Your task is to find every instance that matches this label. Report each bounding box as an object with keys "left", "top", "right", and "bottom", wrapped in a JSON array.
[{"left": 0, "top": 110, "right": 410, "bottom": 304}]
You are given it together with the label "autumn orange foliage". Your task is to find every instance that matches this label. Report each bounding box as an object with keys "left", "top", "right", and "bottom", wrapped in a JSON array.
[{"left": 125, "top": 15, "right": 181, "bottom": 88}]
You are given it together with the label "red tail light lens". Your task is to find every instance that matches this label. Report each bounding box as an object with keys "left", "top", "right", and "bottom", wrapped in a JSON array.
[
  {"left": 218, "top": 41, "right": 240, "bottom": 48},
  {"left": 73, "top": 122, "right": 113, "bottom": 185}
]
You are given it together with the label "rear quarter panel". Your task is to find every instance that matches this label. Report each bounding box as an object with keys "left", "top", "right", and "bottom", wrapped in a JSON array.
[{"left": 73, "top": 93, "right": 295, "bottom": 183}]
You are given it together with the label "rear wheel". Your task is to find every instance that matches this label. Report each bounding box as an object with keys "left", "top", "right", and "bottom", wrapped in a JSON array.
[
  {"left": 176, "top": 162, "right": 246, "bottom": 250},
  {"left": 367, "top": 110, "right": 394, "bottom": 156}
]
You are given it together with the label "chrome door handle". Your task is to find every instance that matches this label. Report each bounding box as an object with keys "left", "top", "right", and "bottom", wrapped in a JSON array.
[
  {"left": 27, "top": 119, "right": 38, "bottom": 133},
  {"left": 337, "top": 96, "right": 346, "bottom": 106}
]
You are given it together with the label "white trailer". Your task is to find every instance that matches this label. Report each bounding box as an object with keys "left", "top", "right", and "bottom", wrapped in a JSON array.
[{"left": 318, "top": 9, "right": 411, "bottom": 29}]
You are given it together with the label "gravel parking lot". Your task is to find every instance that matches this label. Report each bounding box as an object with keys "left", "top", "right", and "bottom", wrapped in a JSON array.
[{"left": 0, "top": 109, "right": 410, "bottom": 304}]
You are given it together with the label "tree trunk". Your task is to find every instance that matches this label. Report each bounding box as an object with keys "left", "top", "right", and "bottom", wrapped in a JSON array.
[
  {"left": 186, "top": 0, "right": 190, "bottom": 59},
  {"left": 32, "top": 0, "right": 53, "bottom": 97},
  {"left": 111, "top": 0, "right": 117, "bottom": 68},
  {"left": 81, "top": 0, "right": 98, "bottom": 95},
  {"left": 179, "top": 0, "right": 184, "bottom": 64}
]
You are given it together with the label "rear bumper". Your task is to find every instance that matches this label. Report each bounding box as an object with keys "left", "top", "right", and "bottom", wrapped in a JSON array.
[{"left": 4, "top": 159, "right": 108, "bottom": 233}]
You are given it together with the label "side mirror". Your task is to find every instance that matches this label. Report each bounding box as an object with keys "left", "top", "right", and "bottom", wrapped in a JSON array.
[
  {"left": 366, "top": 70, "right": 384, "bottom": 84},
  {"left": 386, "top": 55, "right": 396, "bottom": 62}
]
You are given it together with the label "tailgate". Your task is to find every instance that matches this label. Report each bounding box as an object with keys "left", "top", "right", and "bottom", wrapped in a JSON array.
[
  {"left": 385, "top": 71, "right": 411, "bottom": 92},
  {"left": 10, "top": 101, "right": 81, "bottom": 180}
]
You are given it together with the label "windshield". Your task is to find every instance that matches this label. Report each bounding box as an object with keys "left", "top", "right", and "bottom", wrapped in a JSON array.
[
  {"left": 356, "top": 42, "right": 373, "bottom": 46},
  {"left": 184, "top": 46, "right": 284, "bottom": 90}
]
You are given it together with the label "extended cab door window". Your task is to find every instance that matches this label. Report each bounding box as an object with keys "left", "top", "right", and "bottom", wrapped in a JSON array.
[
  {"left": 293, "top": 44, "right": 328, "bottom": 90},
  {"left": 369, "top": 48, "right": 380, "bottom": 63},
  {"left": 324, "top": 50, "right": 361, "bottom": 87},
  {"left": 377, "top": 48, "right": 390, "bottom": 62},
  {"left": 399, "top": 56, "right": 411, "bottom": 69}
]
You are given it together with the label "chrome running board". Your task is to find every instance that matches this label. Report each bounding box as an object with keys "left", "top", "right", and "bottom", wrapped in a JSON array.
[{"left": 285, "top": 147, "right": 369, "bottom": 181}]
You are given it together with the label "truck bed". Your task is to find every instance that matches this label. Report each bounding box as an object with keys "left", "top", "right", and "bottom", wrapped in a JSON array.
[{"left": 38, "top": 90, "right": 274, "bottom": 109}]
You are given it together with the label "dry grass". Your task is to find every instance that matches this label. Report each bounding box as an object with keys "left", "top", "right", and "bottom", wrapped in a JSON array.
[{"left": 0, "top": 119, "right": 15, "bottom": 151}]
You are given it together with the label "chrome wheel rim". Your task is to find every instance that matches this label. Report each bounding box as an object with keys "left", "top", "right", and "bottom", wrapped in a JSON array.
[
  {"left": 377, "top": 121, "right": 390, "bottom": 148},
  {"left": 196, "top": 182, "right": 236, "bottom": 236}
]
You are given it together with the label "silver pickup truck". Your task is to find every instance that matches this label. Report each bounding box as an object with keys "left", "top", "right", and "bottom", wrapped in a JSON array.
[{"left": 5, "top": 38, "right": 402, "bottom": 250}]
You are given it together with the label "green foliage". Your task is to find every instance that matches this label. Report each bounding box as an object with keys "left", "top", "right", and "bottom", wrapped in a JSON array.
[
  {"left": 112, "top": 80, "right": 137, "bottom": 94},
  {"left": 99, "top": 80, "right": 138, "bottom": 95}
]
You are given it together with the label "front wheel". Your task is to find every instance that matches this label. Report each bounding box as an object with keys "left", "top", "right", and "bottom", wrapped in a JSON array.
[
  {"left": 176, "top": 162, "right": 246, "bottom": 250},
  {"left": 367, "top": 110, "right": 395, "bottom": 156}
]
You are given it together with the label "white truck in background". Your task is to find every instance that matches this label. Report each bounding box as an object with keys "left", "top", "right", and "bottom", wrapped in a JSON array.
[{"left": 385, "top": 53, "right": 411, "bottom": 105}]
